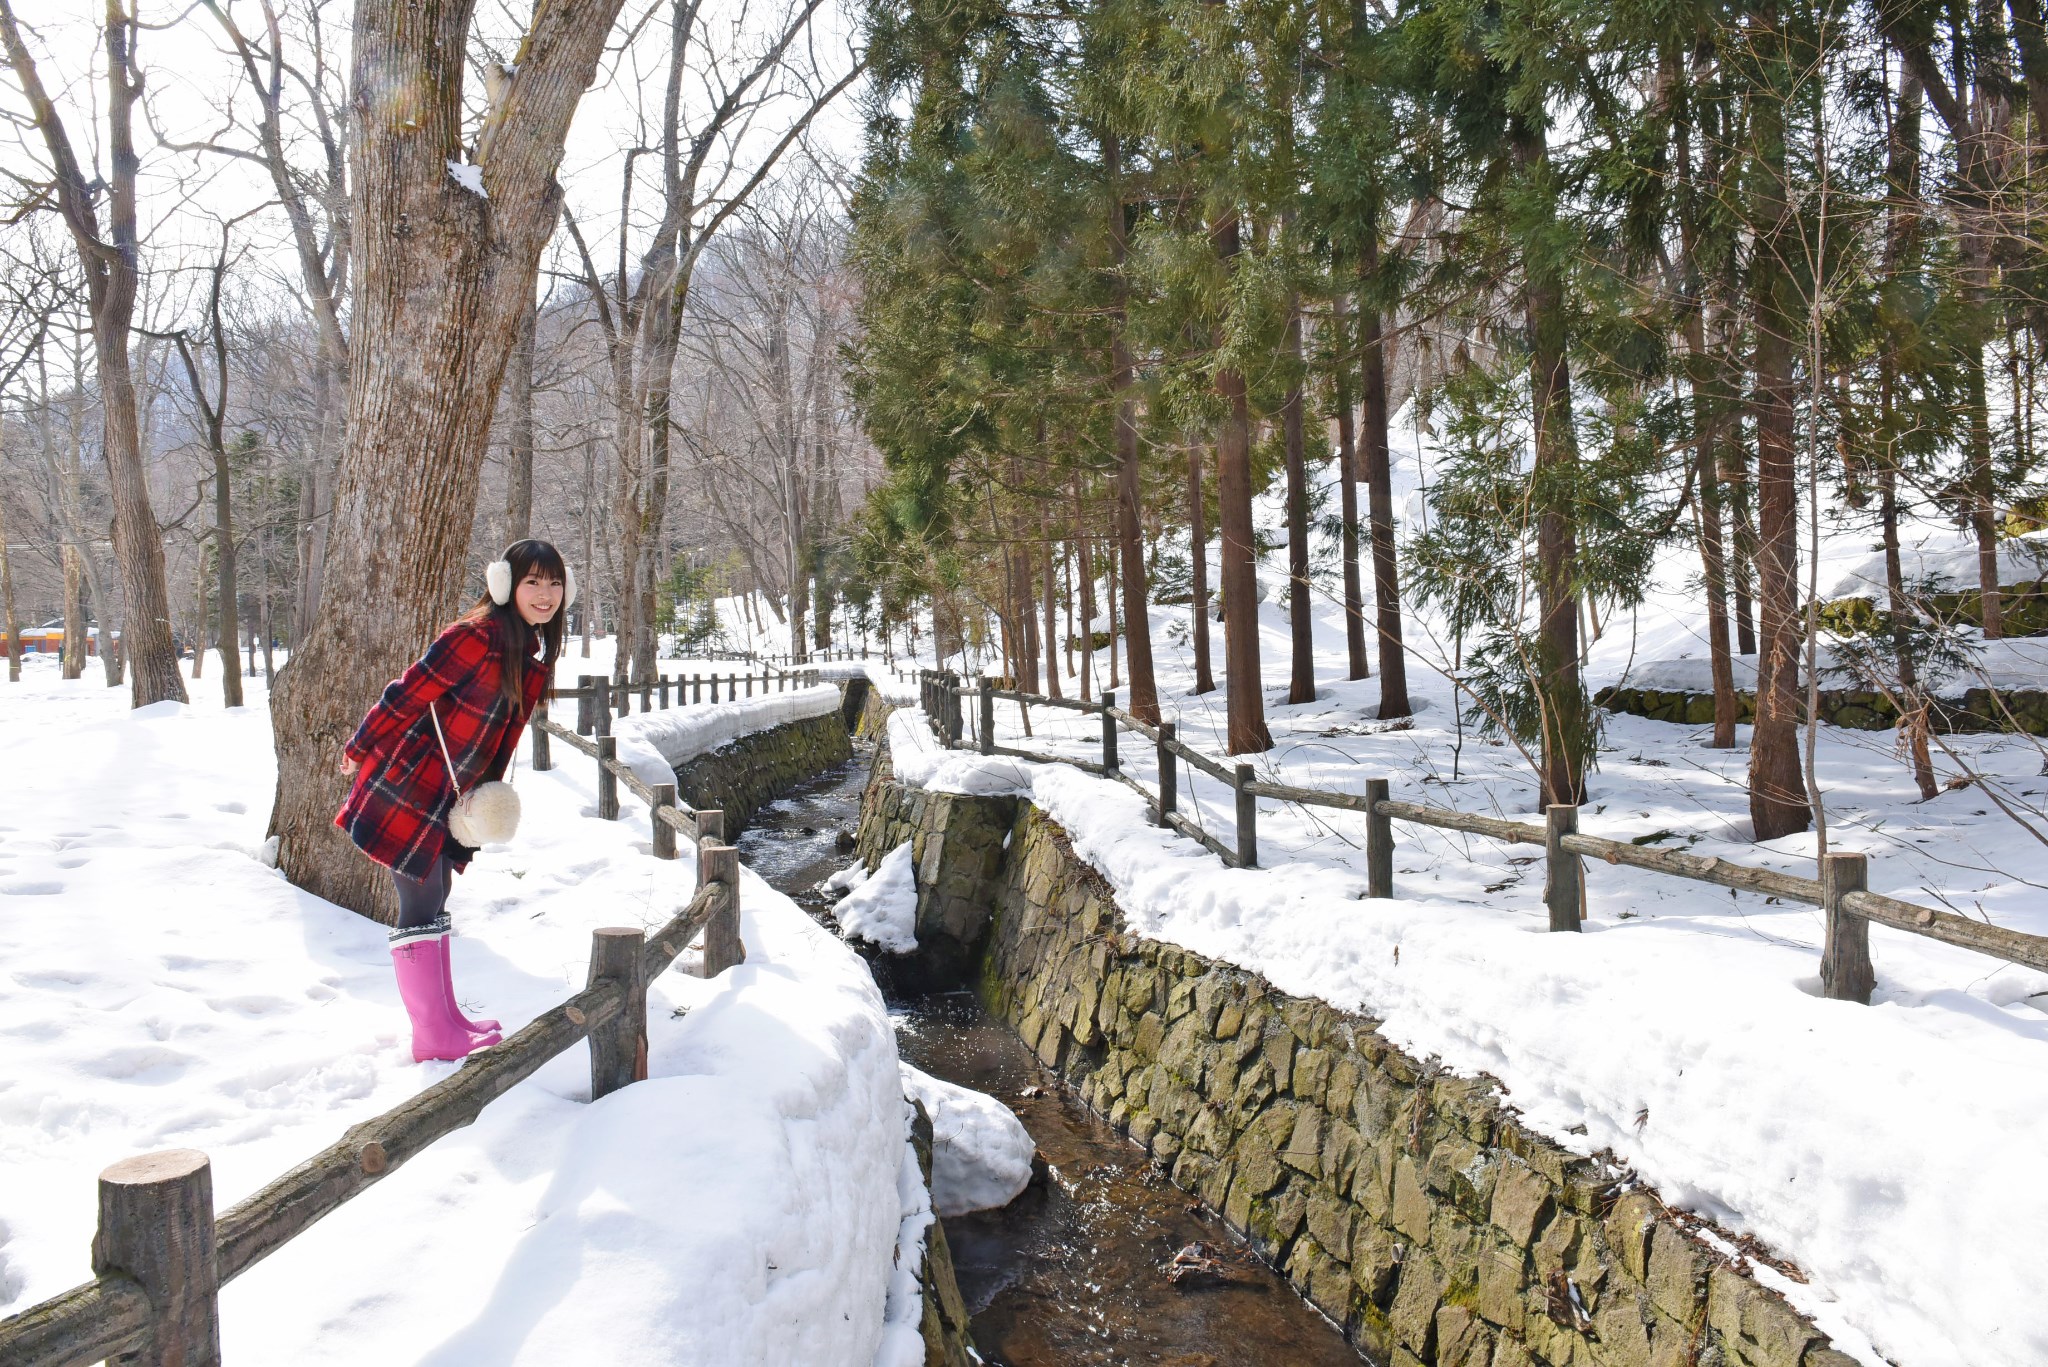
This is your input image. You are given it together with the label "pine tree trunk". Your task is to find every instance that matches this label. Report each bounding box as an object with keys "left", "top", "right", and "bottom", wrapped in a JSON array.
[
  {"left": 62, "top": 545, "right": 85, "bottom": 680},
  {"left": 1104, "top": 132, "right": 1160, "bottom": 724},
  {"left": 268, "top": 0, "right": 627, "bottom": 920},
  {"left": 1674, "top": 73, "right": 1738, "bottom": 750},
  {"left": 1882, "top": 69, "right": 1937, "bottom": 800},
  {"left": 1040, "top": 501, "right": 1063, "bottom": 699},
  {"left": 1515, "top": 122, "right": 1585, "bottom": 806},
  {"left": 1188, "top": 431, "right": 1216, "bottom": 695},
  {"left": 1283, "top": 295, "right": 1315, "bottom": 706},
  {"left": 1332, "top": 292, "right": 1369, "bottom": 682},
  {"left": 1213, "top": 213, "right": 1270, "bottom": 753},
  {"left": 1745, "top": 0, "right": 1812, "bottom": 839},
  {"left": 1358, "top": 255, "right": 1409, "bottom": 719},
  {"left": 1076, "top": 477, "right": 1096, "bottom": 701},
  {"left": 1728, "top": 447, "right": 1759, "bottom": 655}
]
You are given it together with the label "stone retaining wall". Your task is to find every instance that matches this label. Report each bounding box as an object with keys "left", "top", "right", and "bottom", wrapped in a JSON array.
[
  {"left": 670, "top": 710, "right": 851, "bottom": 836},
  {"left": 855, "top": 747, "right": 1016, "bottom": 992},
  {"left": 854, "top": 761, "right": 1858, "bottom": 1367},
  {"left": 1597, "top": 681, "right": 2048, "bottom": 734},
  {"left": 909, "top": 1100, "right": 978, "bottom": 1366}
]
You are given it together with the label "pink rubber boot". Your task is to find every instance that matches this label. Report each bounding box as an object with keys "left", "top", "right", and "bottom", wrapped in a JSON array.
[
  {"left": 439, "top": 931, "right": 500, "bottom": 1035},
  {"left": 391, "top": 931, "right": 500, "bottom": 1062}
]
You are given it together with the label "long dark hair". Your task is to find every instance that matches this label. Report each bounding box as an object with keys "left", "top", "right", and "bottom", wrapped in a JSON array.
[{"left": 462, "top": 539, "right": 568, "bottom": 708}]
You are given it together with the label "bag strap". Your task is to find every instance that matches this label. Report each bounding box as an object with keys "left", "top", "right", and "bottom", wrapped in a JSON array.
[{"left": 427, "top": 702, "right": 464, "bottom": 798}]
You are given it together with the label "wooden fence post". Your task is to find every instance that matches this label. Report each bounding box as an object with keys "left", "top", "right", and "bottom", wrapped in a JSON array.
[
  {"left": 658, "top": 677, "right": 670, "bottom": 710},
  {"left": 690, "top": 674, "right": 702, "bottom": 705},
  {"left": 1157, "top": 721, "right": 1177, "bottom": 826},
  {"left": 586, "top": 927, "right": 647, "bottom": 1099},
  {"left": 1821, "top": 851, "right": 1873, "bottom": 1004},
  {"left": 979, "top": 678, "right": 994, "bottom": 756},
  {"left": 593, "top": 678, "right": 611, "bottom": 738},
  {"left": 576, "top": 674, "right": 593, "bottom": 736},
  {"left": 1545, "top": 804, "right": 1582, "bottom": 932},
  {"left": 650, "top": 783, "right": 677, "bottom": 860},
  {"left": 694, "top": 810, "right": 725, "bottom": 880},
  {"left": 639, "top": 677, "right": 651, "bottom": 712},
  {"left": 1101, "top": 691, "right": 1119, "bottom": 775},
  {"left": 531, "top": 710, "right": 552, "bottom": 773},
  {"left": 596, "top": 737, "right": 619, "bottom": 821},
  {"left": 94, "top": 1149, "right": 221, "bottom": 1367},
  {"left": 1366, "top": 778, "right": 1393, "bottom": 899},
  {"left": 701, "top": 841, "right": 744, "bottom": 976},
  {"left": 1234, "top": 762, "right": 1257, "bottom": 869}
]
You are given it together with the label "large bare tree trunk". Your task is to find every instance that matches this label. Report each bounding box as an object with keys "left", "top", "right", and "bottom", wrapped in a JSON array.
[
  {"left": 268, "top": 0, "right": 627, "bottom": 920},
  {"left": 1213, "top": 214, "right": 1270, "bottom": 752},
  {"left": 0, "top": 0, "right": 185, "bottom": 705},
  {"left": 1747, "top": 0, "right": 1812, "bottom": 840}
]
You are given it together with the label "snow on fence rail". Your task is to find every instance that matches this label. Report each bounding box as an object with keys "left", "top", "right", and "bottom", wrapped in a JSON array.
[
  {"left": 0, "top": 856, "right": 742, "bottom": 1367},
  {"left": 918, "top": 669, "right": 2048, "bottom": 1000}
]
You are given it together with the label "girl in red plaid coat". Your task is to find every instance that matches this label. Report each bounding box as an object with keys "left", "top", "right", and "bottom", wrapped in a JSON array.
[{"left": 336, "top": 539, "right": 572, "bottom": 1061}]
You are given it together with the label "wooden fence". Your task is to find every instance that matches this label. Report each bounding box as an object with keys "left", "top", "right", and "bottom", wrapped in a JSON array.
[
  {"left": 0, "top": 682, "right": 769, "bottom": 1367},
  {"left": 918, "top": 669, "right": 2048, "bottom": 1004}
]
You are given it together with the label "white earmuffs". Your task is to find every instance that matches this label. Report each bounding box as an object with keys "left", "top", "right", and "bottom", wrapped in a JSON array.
[{"left": 486, "top": 559, "right": 577, "bottom": 612}]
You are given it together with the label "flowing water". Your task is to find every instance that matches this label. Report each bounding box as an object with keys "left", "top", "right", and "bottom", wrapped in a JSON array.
[{"left": 735, "top": 751, "right": 1368, "bottom": 1367}]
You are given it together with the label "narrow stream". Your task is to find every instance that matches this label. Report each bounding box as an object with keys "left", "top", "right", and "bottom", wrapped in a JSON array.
[{"left": 733, "top": 749, "right": 1368, "bottom": 1367}]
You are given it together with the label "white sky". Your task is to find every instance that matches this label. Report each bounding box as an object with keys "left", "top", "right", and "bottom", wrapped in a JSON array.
[{"left": 3, "top": 1, "right": 867, "bottom": 342}]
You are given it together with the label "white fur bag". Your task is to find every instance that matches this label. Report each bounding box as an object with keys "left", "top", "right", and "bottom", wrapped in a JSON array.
[{"left": 429, "top": 704, "right": 522, "bottom": 847}]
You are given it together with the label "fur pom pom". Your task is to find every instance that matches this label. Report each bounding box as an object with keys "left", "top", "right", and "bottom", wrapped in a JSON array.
[
  {"left": 449, "top": 781, "right": 521, "bottom": 846},
  {"left": 563, "top": 563, "right": 578, "bottom": 611},
  {"left": 486, "top": 560, "right": 513, "bottom": 605}
]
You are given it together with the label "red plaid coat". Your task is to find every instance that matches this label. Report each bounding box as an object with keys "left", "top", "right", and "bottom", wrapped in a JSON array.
[{"left": 335, "top": 619, "right": 547, "bottom": 880}]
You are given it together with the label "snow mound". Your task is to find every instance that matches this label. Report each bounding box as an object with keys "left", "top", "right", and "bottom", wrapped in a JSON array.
[
  {"left": 0, "top": 665, "right": 909, "bottom": 1365},
  {"left": 833, "top": 842, "right": 919, "bottom": 953},
  {"left": 612, "top": 683, "right": 843, "bottom": 786},
  {"left": 872, "top": 1100, "right": 936, "bottom": 1367},
  {"left": 899, "top": 1064, "right": 1035, "bottom": 1216}
]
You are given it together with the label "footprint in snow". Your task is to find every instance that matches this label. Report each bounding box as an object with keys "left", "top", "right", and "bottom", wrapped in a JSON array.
[
  {"left": 56, "top": 857, "right": 89, "bottom": 869},
  {"left": 0, "top": 881, "right": 63, "bottom": 896},
  {"left": 214, "top": 802, "right": 247, "bottom": 814}
]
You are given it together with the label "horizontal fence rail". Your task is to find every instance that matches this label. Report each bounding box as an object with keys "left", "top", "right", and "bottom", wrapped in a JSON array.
[
  {"left": 0, "top": 689, "right": 757, "bottom": 1367},
  {"left": 915, "top": 669, "right": 2048, "bottom": 1005}
]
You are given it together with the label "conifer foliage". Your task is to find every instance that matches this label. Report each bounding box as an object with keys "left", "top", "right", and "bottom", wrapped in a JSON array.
[{"left": 848, "top": 0, "right": 2048, "bottom": 827}]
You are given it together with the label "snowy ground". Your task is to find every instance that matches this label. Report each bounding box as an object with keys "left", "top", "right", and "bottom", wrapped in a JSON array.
[
  {"left": 868, "top": 454, "right": 2048, "bottom": 1364},
  {"left": 0, "top": 649, "right": 914, "bottom": 1364}
]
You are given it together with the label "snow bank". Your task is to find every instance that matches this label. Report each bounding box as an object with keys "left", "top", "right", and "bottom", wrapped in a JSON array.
[
  {"left": 611, "top": 683, "right": 843, "bottom": 786},
  {"left": 882, "top": 703, "right": 2048, "bottom": 1367},
  {"left": 1822, "top": 526, "right": 2048, "bottom": 601},
  {"left": 899, "top": 1064, "right": 1035, "bottom": 1216},
  {"left": 872, "top": 1102, "right": 936, "bottom": 1367},
  {"left": 0, "top": 662, "right": 906, "bottom": 1365},
  {"left": 832, "top": 841, "right": 919, "bottom": 952}
]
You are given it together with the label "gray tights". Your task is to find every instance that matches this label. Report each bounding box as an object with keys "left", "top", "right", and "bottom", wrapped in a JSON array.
[{"left": 392, "top": 854, "right": 455, "bottom": 932}]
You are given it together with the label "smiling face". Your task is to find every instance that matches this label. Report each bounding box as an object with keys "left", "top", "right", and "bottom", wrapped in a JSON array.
[{"left": 513, "top": 570, "right": 564, "bottom": 626}]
